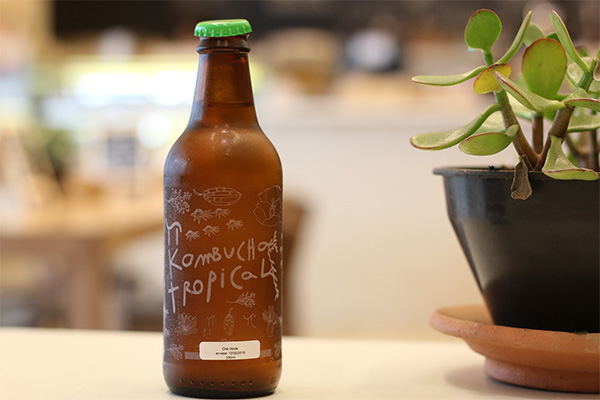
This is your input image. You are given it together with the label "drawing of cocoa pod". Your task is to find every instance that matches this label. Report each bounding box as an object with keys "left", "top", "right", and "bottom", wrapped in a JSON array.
[
  {"left": 196, "top": 187, "right": 242, "bottom": 206},
  {"left": 224, "top": 308, "right": 235, "bottom": 336}
]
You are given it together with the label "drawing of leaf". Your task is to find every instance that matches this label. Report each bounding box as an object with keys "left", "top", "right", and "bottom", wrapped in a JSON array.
[{"left": 227, "top": 292, "right": 256, "bottom": 308}]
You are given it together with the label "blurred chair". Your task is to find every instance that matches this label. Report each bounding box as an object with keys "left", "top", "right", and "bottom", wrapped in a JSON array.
[{"left": 281, "top": 197, "right": 306, "bottom": 336}]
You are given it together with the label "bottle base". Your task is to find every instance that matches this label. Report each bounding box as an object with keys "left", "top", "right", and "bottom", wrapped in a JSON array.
[{"left": 167, "top": 384, "right": 276, "bottom": 399}]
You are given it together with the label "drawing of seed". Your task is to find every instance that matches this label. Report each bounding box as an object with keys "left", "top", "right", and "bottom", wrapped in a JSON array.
[
  {"left": 197, "top": 187, "right": 242, "bottom": 206},
  {"left": 224, "top": 308, "right": 235, "bottom": 336}
]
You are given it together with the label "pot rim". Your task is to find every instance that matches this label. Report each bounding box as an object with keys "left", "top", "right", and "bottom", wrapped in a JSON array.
[{"left": 434, "top": 166, "right": 557, "bottom": 181}]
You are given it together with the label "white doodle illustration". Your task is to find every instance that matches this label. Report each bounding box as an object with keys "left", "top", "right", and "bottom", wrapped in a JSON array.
[
  {"left": 185, "top": 230, "right": 200, "bottom": 241},
  {"left": 226, "top": 219, "right": 244, "bottom": 230},
  {"left": 175, "top": 313, "right": 198, "bottom": 335},
  {"left": 213, "top": 208, "right": 230, "bottom": 218},
  {"left": 223, "top": 308, "right": 235, "bottom": 336},
  {"left": 227, "top": 292, "right": 256, "bottom": 308},
  {"left": 166, "top": 190, "right": 192, "bottom": 214},
  {"left": 253, "top": 185, "right": 282, "bottom": 226},
  {"left": 244, "top": 314, "right": 257, "bottom": 328},
  {"left": 194, "top": 187, "right": 242, "bottom": 206},
  {"left": 259, "top": 231, "right": 280, "bottom": 300},
  {"left": 207, "top": 315, "right": 215, "bottom": 326},
  {"left": 203, "top": 225, "right": 220, "bottom": 236},
  {"left": 165, "top": 220, "right": 182, "bottom": 246},
  {"left": 262, "top": 306, "right": 279, "bottom": 338},
  {"left": 191, "top": 208, "right": 214, "bottom": 222},
  {"left": 166, "top": 343, "right": 184, "bottom": 360},
  {"left": 204, "top": 315, "right": 215, "bottom": 337},
  {"left": 163, "top": 305, "right": 171, "bottom": 337},
  {"left": 273, "top": 341, "right": 281, "bottom": 359}
]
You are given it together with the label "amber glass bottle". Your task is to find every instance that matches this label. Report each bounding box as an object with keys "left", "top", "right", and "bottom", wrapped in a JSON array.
[{"left": 163, "top": 19, "right": 282, "bottom": 398}]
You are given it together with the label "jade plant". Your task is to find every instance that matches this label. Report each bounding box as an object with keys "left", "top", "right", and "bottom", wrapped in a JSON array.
[{"left": 410, "top": 9, "right": 600, "bottom": 199}]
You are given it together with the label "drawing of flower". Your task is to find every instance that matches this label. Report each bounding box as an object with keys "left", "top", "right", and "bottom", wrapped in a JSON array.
[
  {"left": 166, "top": 190, "right": 192, "bottom": 214},
  {"left": 203, "top": 225, "right": 220, "bottom": 236},
  {"left": 253, "top": 186, "right": 282, "bottom": 227},
  {"left": 226, "top": 219, "right": 244, "bottom": 230},
  {"left": 175, "top": 313, "right": 198, "bottom": 335}
]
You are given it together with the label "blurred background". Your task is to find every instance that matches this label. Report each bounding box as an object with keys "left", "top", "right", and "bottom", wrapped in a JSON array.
[{"left": 1, "top": 0, "right": 598, "bottom": 339}]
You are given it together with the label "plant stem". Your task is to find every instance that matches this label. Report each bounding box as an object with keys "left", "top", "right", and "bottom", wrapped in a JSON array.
[
  {"left": 483, "top": 51, "right": 494, "bottom": 67},
  {"left": 589, "top": 130, "right": 599, "bottom": 171},
  {"left": 535, "top": 58, "right": 598, "bottom": 171},
  {"left": 532, "top": 112, "right": 544, "bottom": 154},
  {"left": 535, "top": 105, "right": 575, "bottom": 170},
  {"left": 494, "top": 90, "right": 538, "bottom": 168}
]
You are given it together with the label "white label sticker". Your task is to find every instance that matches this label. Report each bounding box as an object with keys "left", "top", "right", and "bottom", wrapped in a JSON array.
[{"left": 199, "top": 340, "right": 260, "bottom": 360}]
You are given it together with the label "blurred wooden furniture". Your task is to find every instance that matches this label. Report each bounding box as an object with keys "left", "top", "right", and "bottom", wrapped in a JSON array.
[
  {"left": 281, "top": 197, "right": 306, "bottom": 335},
  {"left": 0, "top": 195, "right": 163, "bottom": 329}
]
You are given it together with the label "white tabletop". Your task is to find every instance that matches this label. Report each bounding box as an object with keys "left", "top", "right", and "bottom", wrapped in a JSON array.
[{"left": 0, "top": 328, "right": 595, "bottom": 399}]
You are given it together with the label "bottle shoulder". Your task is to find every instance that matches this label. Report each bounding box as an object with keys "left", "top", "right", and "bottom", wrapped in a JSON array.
[{"left": 164, "top": 126, "right": 281, "bottom": 185}]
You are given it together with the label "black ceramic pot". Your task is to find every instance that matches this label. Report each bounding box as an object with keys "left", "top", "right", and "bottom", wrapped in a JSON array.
[{"left": 435, "top": 167, "right": 600, "bottom": 333}]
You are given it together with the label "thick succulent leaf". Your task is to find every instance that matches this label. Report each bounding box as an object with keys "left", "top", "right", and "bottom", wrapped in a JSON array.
[
  {"left": 508, "top": 97, "right": 534, "bottom": 120},
  {"left": 475, "top": 111, "right": 505, "bottom": 133},
  {"left": 565, "top": 97, "right": 600, "bottom": 112},
  {"left": 567, "top": 58, "right": 600, "bottom": 94},
  {"left": 564, "top": 87, "right": 600, "bottom": 111},
  {"left": 459, "top": 124, "right": 518, "bottom": 155},
  {"left": 497, "top": 11, "right": 533, "bottom": 63},
  {"left": 511, "top": 156, "right": 532, "bottom": 200},
  {"left": 410, "top": 103, "right": 501, "bottom": 150},
  {"left": 473, "top": 63, "right": 511, "bottom": 94},
  {"left": 567, "top": 115, "right": 600, "bottom": 132},
  {"left": 523, "top": 22, "right": 544, "bottom": 47},
  {"left": 522, "top": 39, "right": 566, "bottom": 99},
  {"left": 412, "top": 66, "right": 485, "bottom": 86},
  {"left": 542, "top": 136, "right": 600, "bottom": 180},
  {"left": 464, "top": 9, "right": 502, "bottom": 52},
  {"left": 550, "top": 11, "right": 590, "bottom": 73},
  {"left": 495, "top": 72, "right": 565, "bottom": 112},
  {"left": 567, "top": 59, "right": 600, "bottom": 93}
]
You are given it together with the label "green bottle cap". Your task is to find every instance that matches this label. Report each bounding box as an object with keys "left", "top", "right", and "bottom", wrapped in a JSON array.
[{"left": 194, "top": 19, "right": 252, "bottom": 38}]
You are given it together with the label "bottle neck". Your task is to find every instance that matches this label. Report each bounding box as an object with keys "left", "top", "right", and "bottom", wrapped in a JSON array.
[{"left": 188, "top": 36, "right": 259, "bottom": 127}]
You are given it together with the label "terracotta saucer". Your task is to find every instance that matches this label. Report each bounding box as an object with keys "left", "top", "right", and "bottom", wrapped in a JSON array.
[{"left": 430, "top": 304, "right": 600, "bottom": 393}]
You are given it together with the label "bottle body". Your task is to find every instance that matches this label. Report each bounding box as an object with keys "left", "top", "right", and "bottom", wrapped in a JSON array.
[{"left": 163, "top": 27, "right": 282, "bottom": 399}]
